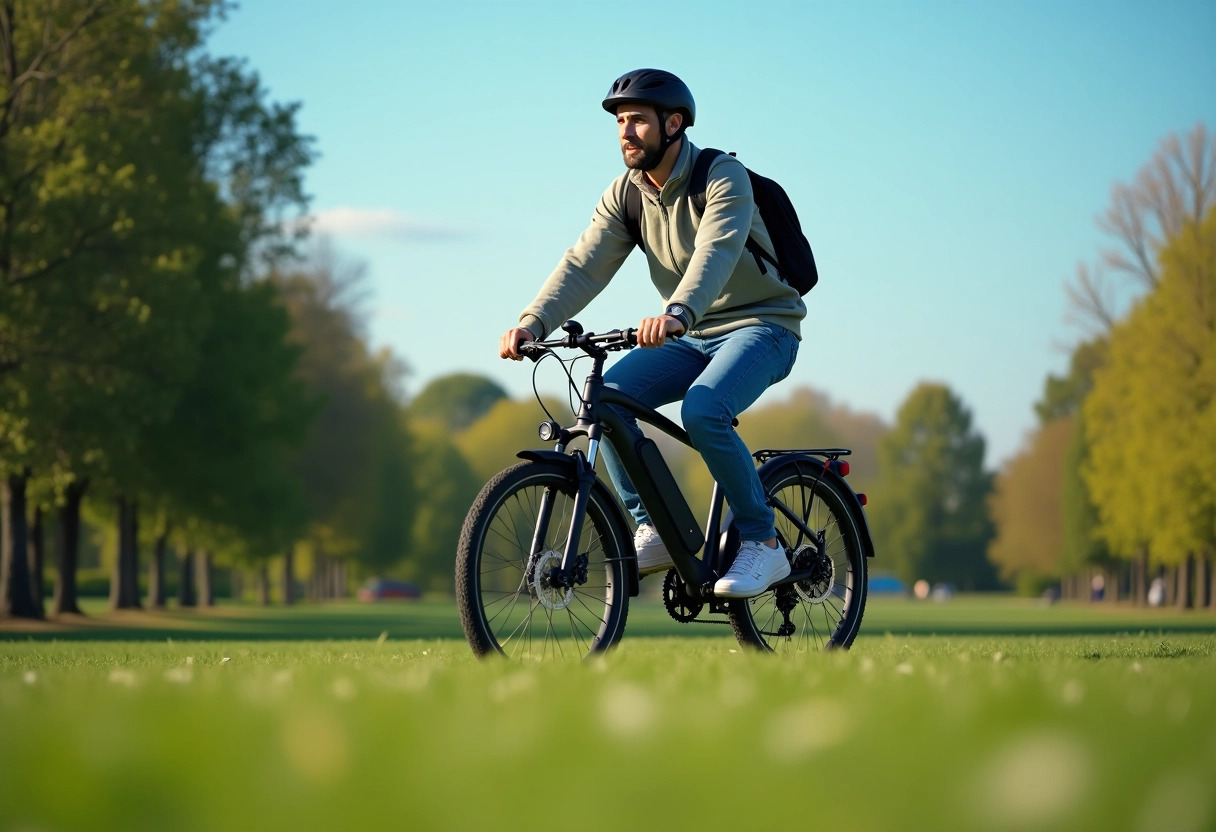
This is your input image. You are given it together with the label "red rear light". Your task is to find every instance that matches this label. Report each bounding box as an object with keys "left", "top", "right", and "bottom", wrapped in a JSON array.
[
  {"left": 858, "top": 493, "right": 868, "bottom": 506},
  {"left": 838, "top": 461, "right": 850, "bottom": 477}
]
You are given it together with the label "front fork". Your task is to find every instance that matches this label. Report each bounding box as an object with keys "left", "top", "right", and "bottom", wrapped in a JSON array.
[{"left": 528, "top": 447, "right": 597, "bottom": 590}]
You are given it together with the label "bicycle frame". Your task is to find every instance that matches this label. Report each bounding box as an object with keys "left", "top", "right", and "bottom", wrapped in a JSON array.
[{"left": 520, "top": 328, "right": 863, "bottom": 604}]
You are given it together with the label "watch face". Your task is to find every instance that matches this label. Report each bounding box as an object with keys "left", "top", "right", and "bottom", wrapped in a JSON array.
[{"left": 669, "top": 306, "right": 684, "bottom": 316}]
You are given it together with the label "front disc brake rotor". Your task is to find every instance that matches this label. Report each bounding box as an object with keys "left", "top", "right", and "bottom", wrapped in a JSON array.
[{"left": 531, "top": 550, "right": 573, "bottom": 611}]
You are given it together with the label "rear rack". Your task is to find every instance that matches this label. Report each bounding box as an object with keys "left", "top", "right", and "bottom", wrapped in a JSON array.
[{"left": 752, "top": 448, "right": 852, "bottom": 463}]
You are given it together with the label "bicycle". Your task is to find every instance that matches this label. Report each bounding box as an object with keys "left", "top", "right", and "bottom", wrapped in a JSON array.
[{"left": 456, "top": 320, "right": 874, "bottom": 660}]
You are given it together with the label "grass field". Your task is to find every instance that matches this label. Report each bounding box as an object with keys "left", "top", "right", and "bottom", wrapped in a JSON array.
[{"left": 2, "top": 597, "right": 1215, "bottom": 832}]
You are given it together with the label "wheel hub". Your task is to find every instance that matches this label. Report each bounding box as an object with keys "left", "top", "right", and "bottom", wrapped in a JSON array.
[
  {"left": 531, "top": 550, "right": 574, "bottom": 611},
  {"left": 792, "top": 540, "right": 834, "bottom": 604}
]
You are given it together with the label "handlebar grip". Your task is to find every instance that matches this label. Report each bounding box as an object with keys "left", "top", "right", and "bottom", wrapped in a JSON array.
[{"left": 518, "top": 341, "right": 546, "bottom": 362}]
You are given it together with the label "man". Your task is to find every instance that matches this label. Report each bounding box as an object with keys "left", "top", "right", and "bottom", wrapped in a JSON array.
[{"left": 498, "top": 68, "right": 806, "bottom": 598}]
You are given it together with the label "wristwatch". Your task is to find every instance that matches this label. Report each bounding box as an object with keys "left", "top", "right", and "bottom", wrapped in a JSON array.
[{"left": 664, "top": 304, "right": 691, "bottom": 332}]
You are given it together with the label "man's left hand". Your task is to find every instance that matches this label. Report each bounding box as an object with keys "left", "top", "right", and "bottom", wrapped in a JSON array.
[{"left": 637, "top": 315, "right": 685, "bottom": 347}]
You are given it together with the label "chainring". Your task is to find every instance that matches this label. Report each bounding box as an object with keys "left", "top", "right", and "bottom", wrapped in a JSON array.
[{"left": 662, "top": 569, "right": 703, "bottom": 623}]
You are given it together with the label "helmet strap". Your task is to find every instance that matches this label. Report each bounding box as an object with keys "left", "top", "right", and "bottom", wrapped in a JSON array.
[{"left": 638, "top": 110, "right": 686, "bottom": 172}]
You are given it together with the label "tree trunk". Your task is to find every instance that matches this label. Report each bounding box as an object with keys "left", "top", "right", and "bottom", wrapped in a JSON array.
[
  {"left": 230, "top": 567, "right": 243, "bottom": 602},
  {"left": 1, "top": 469, "right": 40, "bottom": 619},
  {"left": 282, "top": 544, "right": 295, "bottom": 606},
  {"left": 178, "top": 548, "right": 196, "bottom": 608},
  {"left": 1176, "top": 555, "right": 1193, "bottom": 610},
  {"left": 196, "top": 549, "right": 214, "bottom": 607},
  {"left": 1133, "top": 552, "right": 1148, "bottom": 607},
  {"left": 147, "top": 529, "right": 168, "bottom": 609},
  {"left": 1209, "top": 553, "right": 1216, "bottom": 609},
  {"left": 52, "top": 479, "right": 88, "bottom": 615},
  {"left": 109, "top": 497, "right": 142, "bottom": 610},
  {"left": 1195, "top": 556, "right": 1210, "bottom": 609},
  {"left": 1105, "top": 567, "right": 1119, "bottom": 604},
  {"left": 28, "top": 505, "right": 45, "bottom": 617},
  {"left": 256, "top": 563, "right": 270, "bottom": 606}
]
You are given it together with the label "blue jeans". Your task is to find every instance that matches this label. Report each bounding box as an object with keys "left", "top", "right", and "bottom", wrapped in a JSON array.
[{"left": 598, "top": 323, "right": 799, "bottom": 541}]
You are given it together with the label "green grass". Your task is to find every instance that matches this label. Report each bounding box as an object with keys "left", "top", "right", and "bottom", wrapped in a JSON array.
[{"left": 2, "top": 598, "right": 1215, "bottom": 832}]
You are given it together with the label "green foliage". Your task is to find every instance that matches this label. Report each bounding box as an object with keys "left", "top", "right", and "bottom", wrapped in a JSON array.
[
  {"left": 1034, "top": 338, "right": 1107, "bottom": 424},
  {"left": 406, "top": 422, "right": 482, "bottom": 591},
  {"left": 987, "top": 418, "right": 1074, "bottom": 587},
  {"left": 1059, "top": 412, "right": 1109, "bottom": 572},
  {"left": 870, "top": 383, "right": 999, "bottom": 589},
  {"left": 1084, "top": 210, "right": 1216, "bottom": 565},
  {"left": 409, "top": 373, "right": 508, "bottom": 431},
  {"left": 275, "top": 252, "right": 417, "bottom": 572}
]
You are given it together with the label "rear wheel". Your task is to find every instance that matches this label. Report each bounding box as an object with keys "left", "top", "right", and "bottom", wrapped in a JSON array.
[
  {"left": 728, "top": 461, "right": 868, "bottom": 652},
  {"left": 456, "top": 461, "right": 630, "bottom": 660}
]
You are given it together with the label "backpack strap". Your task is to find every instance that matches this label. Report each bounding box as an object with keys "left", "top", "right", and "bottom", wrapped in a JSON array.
[
  {"left": 690, "top": 148, "right": 775, "bottom": 275},
  {"left": 688, "top": 148, "right": 725, "bottom": 218},
  {"left": 622, "top": 181, "right": 644, "bottom": 251}
]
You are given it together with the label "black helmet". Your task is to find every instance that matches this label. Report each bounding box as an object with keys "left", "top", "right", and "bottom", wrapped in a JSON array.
[{"left": 602, "top": 68, "right": 695, "bottom": 127}]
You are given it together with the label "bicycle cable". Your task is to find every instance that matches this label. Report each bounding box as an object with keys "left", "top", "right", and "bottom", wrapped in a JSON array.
[{"left": 530, "top": 349, "right": 592, "bottom": 424}]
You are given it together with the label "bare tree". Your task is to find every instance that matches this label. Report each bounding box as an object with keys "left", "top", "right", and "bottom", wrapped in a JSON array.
[{"left": 1067, "top": 124, "right": 1215, "bottom": 332}]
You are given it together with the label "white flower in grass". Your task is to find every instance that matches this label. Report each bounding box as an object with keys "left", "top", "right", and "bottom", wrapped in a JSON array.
[
  {"left": 764, "top": 699, "right": 852, "bottom": 762},
  {"left": 108, "top": 669, "right": 139, "bottom": 688},
  {"left": 968, "top": 732, "right": 1090, "bottom": 829},
  {"left": 488, "top": 671, "right": 535, "bottom": 702},
  {"left": 164, "top": 667, "right": 193, "bottom": 684},
  {"left": 1061, "top": 680, "right": 1084, "bottom": 706},
  {"left": 895, "top": 662, "right": 914, "bottom": 675},
  {"left": 331, "top": 677, "right": 357, "bottom": 701},
  {"left": 22, "top": 671, "right": 37, "bottom": 685},
  {"left": 599, "top": 682, "right": 655, "bottom": 739}
]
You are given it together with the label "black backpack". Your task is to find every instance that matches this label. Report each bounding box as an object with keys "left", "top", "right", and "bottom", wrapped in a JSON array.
[{"left": 621, "top": 148, "right": 818, "bottom": 295}]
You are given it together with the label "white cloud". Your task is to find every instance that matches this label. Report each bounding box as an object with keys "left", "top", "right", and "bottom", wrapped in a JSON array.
[{"left": 306, "top": 207, "right": 472, "bottom": 242}]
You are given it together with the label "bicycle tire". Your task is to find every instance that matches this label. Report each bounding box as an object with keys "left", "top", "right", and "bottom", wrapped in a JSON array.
[
  {"left": 728, "top": 460, "right": 868, "bottom": 652},
  {"left": 456, "top": 460, "right": 631, "bottom": 659}
]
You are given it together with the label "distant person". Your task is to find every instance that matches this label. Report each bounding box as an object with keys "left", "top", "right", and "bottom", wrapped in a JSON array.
[
  {"left": 498, "top": 68, "right": 806, "bottom": 597},
  {"left": 1147, "top": 576, "right": 1165, "bottom": 607}
]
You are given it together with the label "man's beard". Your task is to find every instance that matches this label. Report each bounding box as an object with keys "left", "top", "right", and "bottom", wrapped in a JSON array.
[{"left": 622, "top": 137, "right": 663, "bottom": 171}]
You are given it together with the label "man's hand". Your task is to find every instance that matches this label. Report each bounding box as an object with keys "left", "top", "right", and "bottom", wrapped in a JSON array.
[
  {"left": 499, "top": 326, "right": 536, "bottom": 360},
  {"left": 637, "top": 315, "right": 685, "bottom": 348}
]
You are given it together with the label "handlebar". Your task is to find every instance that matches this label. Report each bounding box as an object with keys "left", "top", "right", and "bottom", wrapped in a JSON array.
[{"left": 519, "top": 322, "right": 637, "bottom": 362}]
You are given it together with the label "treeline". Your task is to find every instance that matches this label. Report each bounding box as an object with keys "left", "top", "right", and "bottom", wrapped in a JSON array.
[
  {"left": 989, "top": 125, "right": 1215, "bottom": 609},
  {"left": 0, "top": 0, "right": 423, "bottom": 619}
]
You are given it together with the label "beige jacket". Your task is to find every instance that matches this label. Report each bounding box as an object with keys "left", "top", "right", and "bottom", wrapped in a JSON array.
[{"left": 519, "top": 139, "right": 807, "bottom": 340}]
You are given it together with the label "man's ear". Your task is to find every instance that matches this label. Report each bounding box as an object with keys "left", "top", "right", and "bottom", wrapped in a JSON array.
[{"left": 666, "top": 112, "right": 683, "bottom": 138}]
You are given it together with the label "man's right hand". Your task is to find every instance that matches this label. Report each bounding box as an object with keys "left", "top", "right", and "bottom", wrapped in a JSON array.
[{"left": 499, "top": 327, "right": 536, "bottom": 360}]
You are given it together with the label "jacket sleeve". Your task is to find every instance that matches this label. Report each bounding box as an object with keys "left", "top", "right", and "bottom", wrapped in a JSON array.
[
  {"left": 667, "top": 156, "right": 753, "bottom": 327},
  {"left": 518, "top": 180, "right": 636, "bottom": 339}
]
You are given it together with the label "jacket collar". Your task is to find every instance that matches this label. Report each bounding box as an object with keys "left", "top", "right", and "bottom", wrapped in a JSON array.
[{"left": 628, "top": 138, "right": 698, "bottom": 201}]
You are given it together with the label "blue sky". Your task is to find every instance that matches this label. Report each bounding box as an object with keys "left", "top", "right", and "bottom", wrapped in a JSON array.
[{"left": 210, "top": 0, "right": 1215, "bottom": 467}]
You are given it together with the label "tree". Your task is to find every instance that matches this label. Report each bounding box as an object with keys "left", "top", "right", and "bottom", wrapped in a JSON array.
[
  {"left": 869, "top": 382, "right": 998, "bottom": 589},
  {"left": 1083, "top": 210, "right": 1216, "bottom": 597},
  {"left": 987, "top": 418, "right": 1074, "bottom": 593},
  {"left": 406, "top": 422, "right": 481, "bottom": 591},
  {"left": 1067, "top": 124, "right": 1214, "bottom": 333},
  {"left": 410, "top": 374, "right": 508, "bottom": 431},
  {"left": 274, "top": 249, "right": 418, "bottom": 587},
  {"left": 0, "top": 1, "right": 314, "bottom": 617}
]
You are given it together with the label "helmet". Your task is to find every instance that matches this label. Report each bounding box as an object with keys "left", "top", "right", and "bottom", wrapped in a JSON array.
[{"left": 601, "top": 68, "right": 695, "bottom": 127}]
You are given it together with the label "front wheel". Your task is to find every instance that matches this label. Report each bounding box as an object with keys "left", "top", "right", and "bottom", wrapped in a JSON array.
[
  {"left": 729, "top": 461, "right": 868, "bottom": 652},
  {"left": 456, "top": 460, "right": 631, "bottom": 660}
]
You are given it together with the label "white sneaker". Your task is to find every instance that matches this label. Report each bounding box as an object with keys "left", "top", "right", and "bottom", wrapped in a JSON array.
[
  {"left": 714, "top": 540, "right": 791, "bottom": 598},
  {"left": 633, "top": 524, "right": 674, "bottom": 576}
]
